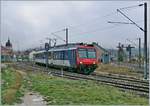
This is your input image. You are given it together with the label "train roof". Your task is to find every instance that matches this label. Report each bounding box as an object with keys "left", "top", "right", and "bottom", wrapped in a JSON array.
[{"left": 33, "top": 43, "right": 95, "bottom": 54}]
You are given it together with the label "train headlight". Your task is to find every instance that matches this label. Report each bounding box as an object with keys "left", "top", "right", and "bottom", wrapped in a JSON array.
[
  {"left": 80, "top": 62, "right": 83, "bottom": 64},
  {"left": 93, "top": 62, "right": 96, "bottom": 64}
]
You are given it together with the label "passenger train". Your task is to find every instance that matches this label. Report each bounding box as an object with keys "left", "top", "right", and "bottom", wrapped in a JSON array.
[{"left": 32, "top": 43, "right": 98, "bottom": 74}]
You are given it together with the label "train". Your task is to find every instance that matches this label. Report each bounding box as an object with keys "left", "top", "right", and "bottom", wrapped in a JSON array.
[{"left": 31, "top": 43, "right": 99, "bottom": 74}]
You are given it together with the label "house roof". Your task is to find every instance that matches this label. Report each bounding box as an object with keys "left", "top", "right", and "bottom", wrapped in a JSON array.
[
  {"left": 92, "top": 42, "right": 108, "bottom": 53},
  {"left": 1, "top": 45, "right": 13, "bottom": 55},
  {"left": 1, "top": 45, "right": 9, "bottom": 51}
]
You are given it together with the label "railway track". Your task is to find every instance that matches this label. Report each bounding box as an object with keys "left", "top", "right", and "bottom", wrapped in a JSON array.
[
  {"left": 112, "top": 62, "right": 149, "bottom": 74},
  {"left": 12, "top": 62, "right": 149, "bottom": 97},
  {"left": 91, "top": 73, "right": 149, "bottom": 87}
]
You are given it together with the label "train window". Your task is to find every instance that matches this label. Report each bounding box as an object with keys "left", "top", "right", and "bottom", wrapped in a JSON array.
[
  {"left": 53, "top": 52, "right": 56, "bottom": 59},
  {"left": 52, "top": 51, "right": 68, "bottom": 60},
  {"left": 87, "top": 49, "right": 96, "bottom": 59},
  {"left": 53, "top": 51, "right": 57, "bottom": 60},
  {"left": 48, "top": 52, "right": 52, "bottom": 59},
  {"left": 78, "top": 48, "right": 96, "bottom": 59},
  {"left": 55, "top": 51, "right": 61, "bottom": 60},
  {"left": 60, "top": 51, "right": 62, "bottom": 59},
  {"left": 36, "top": 54, "right": 38, "bottom": 58},
  {"left": 64, "top": 51, "right": 68, "bottom": 60},
  {"left": 78, "top": 48, "right": 87, "bottom": 58},
  {"left": 55, "top": 52, "right": 59, "bottom": 59},
  {"left": 36, "top": 54, "right": 40, "bottom": 59},
  {"left": 34, "top": 52, "right": 45, "bottom": 59},
  {"left": 57, "top": 51, "right": 60, "bottom": 59},
  {"left": 60, "top": 51, "right": 64, "bottom": 60},
  {"left": 43, "top": 52, "right": 46, "bottom": 59}
]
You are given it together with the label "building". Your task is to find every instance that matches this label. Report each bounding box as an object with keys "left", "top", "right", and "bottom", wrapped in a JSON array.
[
  {"left": 1, "top": 38, "right": 13, "bottom": 62},
  {"left": 92, "top": 42, "right": 110, "bottom": 64}
]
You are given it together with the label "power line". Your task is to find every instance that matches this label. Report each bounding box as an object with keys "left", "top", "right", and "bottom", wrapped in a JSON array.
[
  {"left": 69, "top": 16, "right": 143, "bottom": 36},
  {"left": 108, "top": 21, "right": 134, "bottom": 24},
  {"left": 52, "top": 29, "right": 65, "bottom": 34},
  {"left": 51, "top": 33, "right": 66, "bottom": 42},
  {"left": 71, "top": 19, "right": 145, "bottom": 36},
  {"left": 70, "top": 24, "right": 122, "bottom": 37},
  {"left": 108, "top": 20, "right": 144, "bottom": 25},
  {"left": 68, "top": 11, "right": 117, "bottom": 30},
  {"left": 47, "top": 5, "right": 143, "bottom": 42},
  {"left": 116, "top": 3, "right": 148, "bottom": 79},
  {"left": 45, "top": 28, "right": 66, "bottom": 44},
  {"left": 70, "top": 19, "right": 144, "bottom": 38},
  {"left": 119, "top": 4, "right": 144, "bottom": 10},
  {"left": 117, "top": 9, "right": 144, "bottom": 32}
]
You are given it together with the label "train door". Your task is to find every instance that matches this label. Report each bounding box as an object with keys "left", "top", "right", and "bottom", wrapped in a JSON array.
[
  {"left": 68, "top": 50, "right": 76, "bottom": 67},
  {"left": 72, "top": 50, "right": 76, "bottom": 67}
]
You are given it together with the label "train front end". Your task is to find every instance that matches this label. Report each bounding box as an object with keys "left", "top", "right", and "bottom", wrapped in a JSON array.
[{"left": 76, "top": 45, "right": 98, "bottom": 74}]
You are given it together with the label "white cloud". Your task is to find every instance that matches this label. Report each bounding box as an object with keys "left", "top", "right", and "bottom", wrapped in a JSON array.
[{"left": 1, "top": 1, "right": 147, "bottom": 50}]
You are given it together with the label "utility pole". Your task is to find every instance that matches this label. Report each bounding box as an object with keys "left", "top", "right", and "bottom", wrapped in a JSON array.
[
  {"left": 126, "top": 44, "right": 135, "bottom": 62},
  {"left": 117, "top": 42, "right": 125, "bottom": 62},
  {"left": 51, "top": 28, "right": 68, "bottom": 45},
  {"left": 53, "top": 38, "right": 57, "bottom": 46},
  {"left": 46, "top": 38, "right": 52, "bottom": 47},
  {"left": 139, "top": 38, "right": 141, "bottom": 68},
  {"left": 45, "top": 43, "right": 49, "bottom": 70},
  {"left": 115, "top": 3, "right": 148, "bottom": 79},
  {"left": 66, "top": 28, "right": 68, "bottom": 45},
  {"left": 49, "top": 39, "right": 52, "bottom": 47},
  {"left": 144, "top": 2, "right": 148, "bottom": 79}
]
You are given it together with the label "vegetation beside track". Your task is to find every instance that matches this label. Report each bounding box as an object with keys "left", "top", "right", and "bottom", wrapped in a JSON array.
[
  {"left": 27, "top": 72, "right": 148, "bottom": 105},
  {"left": 95, "top": 63, "right": 142, "bottom": 77},
  {"left": 1, "top": 64, "right": 148, "bottom": 105},
  {"left": 1, "top": 67, "right": 25, "bottom": 105}
]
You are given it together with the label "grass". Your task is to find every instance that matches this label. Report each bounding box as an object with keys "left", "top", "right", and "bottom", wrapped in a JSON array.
[
  {"left": 1, "top": 67, "right": 24, "bottom": 105},
  {"left": 27, "top": 72, "right": 148, "bottom": 105},
  {"left": 95, "top": 63, "right": 142, "bottom": 77},
  {"left": 1, "top": 65, "right": 148, "bottom": 105}
]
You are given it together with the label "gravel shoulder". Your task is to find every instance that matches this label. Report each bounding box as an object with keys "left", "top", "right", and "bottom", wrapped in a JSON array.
[{"left": 16, "top": 92, "right": 47, "bottom": 106}]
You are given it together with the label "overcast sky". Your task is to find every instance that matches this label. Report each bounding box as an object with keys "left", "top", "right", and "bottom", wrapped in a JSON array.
[{"left": 1, "top": 1, "right": 149, "bottom": 51}]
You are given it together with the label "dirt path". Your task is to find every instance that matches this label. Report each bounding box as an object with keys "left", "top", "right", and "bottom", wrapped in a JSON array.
[
  {"left": 14, "top": 70, "right": 47, "bottom": 106},
  {"left": 16, "top": 92, "right": 47, "bottom": 106}
]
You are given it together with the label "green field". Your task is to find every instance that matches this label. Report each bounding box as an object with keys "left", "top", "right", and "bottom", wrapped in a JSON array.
[
  {"left": 95, "top": 64, "right": 142, "bottom": 77},
  {"left": 27, "top": 72, "right": 148, "bottom": 105},
  {"left": 1, "top": 67, "right": 24, "bottom": 105},
  {"left": 1, "top": 66, "right": 149, "bottom": 105}
]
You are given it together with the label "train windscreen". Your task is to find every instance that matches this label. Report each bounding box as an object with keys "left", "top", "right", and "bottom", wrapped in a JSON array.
[
  {"left": 87, "top": 48, "right": 96, "bottom": 58},
  {"left": 78, "top": 48, "right": 87, "bottom": 58},
  {"left": 78, "top": 48, "right": 96, "bottom": 59}
]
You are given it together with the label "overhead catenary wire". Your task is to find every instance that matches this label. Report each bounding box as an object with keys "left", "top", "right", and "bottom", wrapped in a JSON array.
[
  {"left": 108, "top": 21, "right": 134, "bottom": 24},
  {"left": 52, "top": 29, "right": 66, "bottom": 34},
  {"left": 70, "top": 18, "right": 144, "bottom": 37},
  {"left": 68, "top": 11, "right": 118, "bottom": 30},
  {"left": 70, "top": 24, "right": 123, "bottom": 37},
  {"left": 43, "top": 3, "right": 144, "bottom": 46},
  {"left": 70, "top": 19, "right": 144, "bottom": 37},
  {"left": 44, "top": 28, "right": 66, "bottom": 44},
  {"left": 48, "top": 4, "right": 143, "bottom": 40},
  {"left": 51, "top": 33, "right": 66, "bottom": 42},
  {"left": 69, "top": 11, "right": 144, "bottom": 37},
  {"left": 117, "top": 9, "right": 144, "bottom": 32},
  {"left": 69, "top": 4, "right": 143, "bottom": 31},
  {"left": 119, "top": 4, "right": 144, "bottom": 10},
  {"left": 107, "top": 20, "right": 144, "bottom": 26}
]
